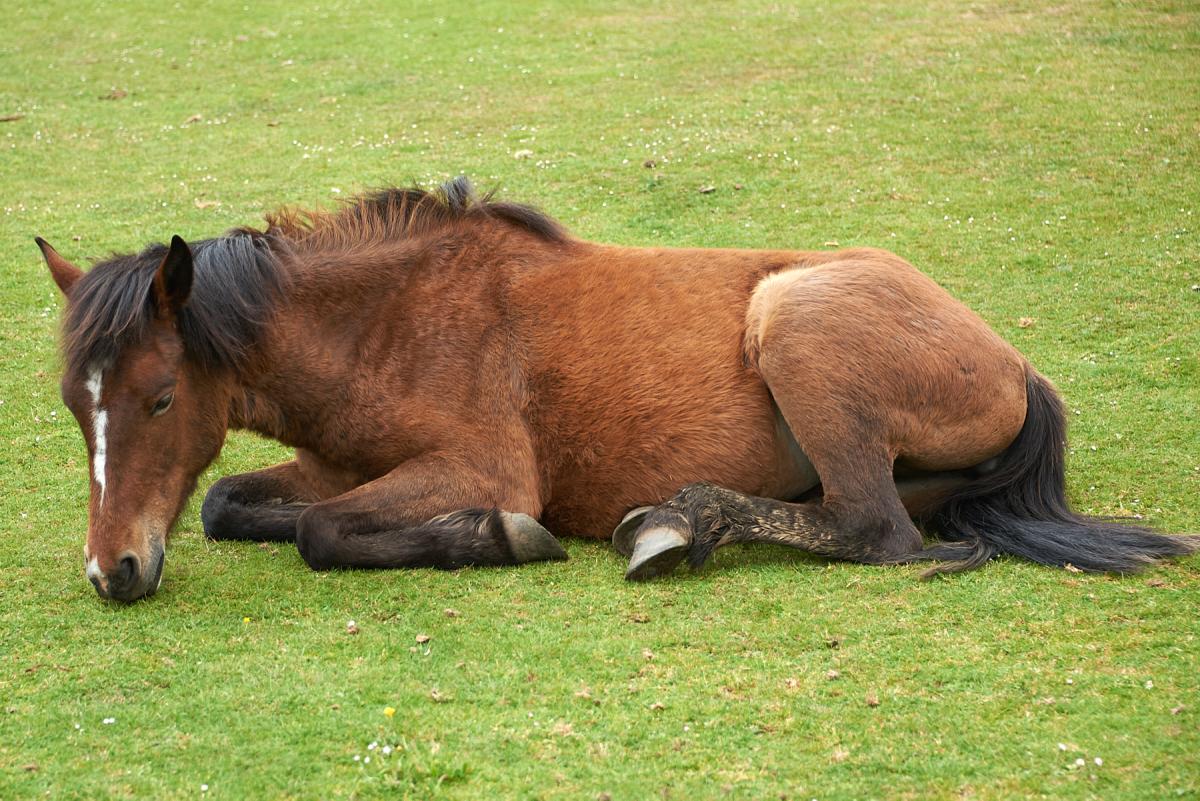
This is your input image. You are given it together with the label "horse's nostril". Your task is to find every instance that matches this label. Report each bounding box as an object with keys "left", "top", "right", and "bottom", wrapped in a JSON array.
[{"left": 114, "top": 554, "right": 140, "bottom": 591}]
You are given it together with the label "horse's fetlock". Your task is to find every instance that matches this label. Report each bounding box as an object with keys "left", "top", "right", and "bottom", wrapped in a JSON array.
[{"left": 686, "top": 525, "right": 725, "bottom": 569}]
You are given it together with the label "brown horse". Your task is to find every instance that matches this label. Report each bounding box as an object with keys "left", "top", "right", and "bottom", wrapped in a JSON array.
[{"left": 39, "top": 178, "right": 1195, "bottom": 601}]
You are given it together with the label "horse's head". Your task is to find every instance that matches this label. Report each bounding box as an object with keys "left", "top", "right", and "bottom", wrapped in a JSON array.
[{"left": 39, "top": 236, "right": 230, "bottom": 601}]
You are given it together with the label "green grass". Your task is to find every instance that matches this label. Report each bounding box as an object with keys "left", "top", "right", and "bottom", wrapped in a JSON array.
[{"left": 2, "top": 0, "right": 1198, "bottom": 798}]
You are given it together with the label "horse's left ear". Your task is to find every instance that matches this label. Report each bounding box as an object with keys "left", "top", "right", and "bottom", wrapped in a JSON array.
[
  {"left": 154, "top": 235, "right": 194, "bottom": 316},
  {"left": 35, "top": 237, "right": 84, "bottom": 295}
]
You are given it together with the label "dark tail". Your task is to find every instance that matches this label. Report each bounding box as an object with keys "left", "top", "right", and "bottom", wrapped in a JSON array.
[{"left": 920, "top": 366, "right": 1198, "bottom": 576}]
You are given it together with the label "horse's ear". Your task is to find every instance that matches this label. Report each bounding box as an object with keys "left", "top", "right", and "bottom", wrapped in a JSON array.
[
  {"left": 35, "top": 237, "right": 84, "bottom": 295},
  {"left": 154, "top": 235, "right": 193, "bottom": 316}
]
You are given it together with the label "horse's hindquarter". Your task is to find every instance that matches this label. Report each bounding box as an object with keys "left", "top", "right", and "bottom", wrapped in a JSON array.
[
  {"left": 513, "top": 244, "right": 811, "bottom": 537},
  {"left": 744, "top": 250, "right": 1029, "bottom": 472}
]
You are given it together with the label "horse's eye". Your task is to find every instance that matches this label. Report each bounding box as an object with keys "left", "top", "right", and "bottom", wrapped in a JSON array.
[{"left": 151, "top": 393, "right": 175, "bottom": 417}]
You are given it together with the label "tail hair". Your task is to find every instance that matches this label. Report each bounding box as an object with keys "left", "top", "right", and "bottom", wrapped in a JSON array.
[{"left": 922, "top": 367, "right": 1198, "bottom": 576}]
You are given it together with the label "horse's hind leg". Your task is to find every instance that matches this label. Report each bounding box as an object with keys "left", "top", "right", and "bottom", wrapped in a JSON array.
[
  {"left": 730, "top": 254, "right": 1026, "bottom": 568},
  {"left": 622, "top": 479, "right": 915, "bottom": 581},
  {"left": 701, "top": 378, "right": 922, "bottom": 568},
  {"left": 684, "top": 468, "right": 919, "bottom": 569},
  {"left": 620, "top": 467, "right": 985, "bottom": 579},
  {"left": 618, "top": 470, "right": 976, "bottom": 580}
]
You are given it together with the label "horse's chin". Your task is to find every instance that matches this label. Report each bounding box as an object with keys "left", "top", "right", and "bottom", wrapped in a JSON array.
[{"left": 145, "top": 544, "right": 166, "bottom": 597}]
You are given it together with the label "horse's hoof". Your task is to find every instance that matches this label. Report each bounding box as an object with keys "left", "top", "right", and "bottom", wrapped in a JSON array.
[
  {"left": 500, "top": 512, "right": 568, "bottom": 564},
  {"left": 625, "top": 525, "right": 689, "bottom": 581},
  {"left": 612, "top": 506, "right": 654, "bottom": 557}
]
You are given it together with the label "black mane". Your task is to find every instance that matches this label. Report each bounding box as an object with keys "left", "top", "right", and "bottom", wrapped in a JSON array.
[
  {"left": 266, "top": 176, "right": 569, "bottom": 246},
  {"left": 62, "top": 231, "right": 286, "bottom": 376},
  {"left": 363, "top": 176, "right": 568, "bottom": 243},
  {"left": 59, "top": 178, "right": 564, "bottom": 375}
]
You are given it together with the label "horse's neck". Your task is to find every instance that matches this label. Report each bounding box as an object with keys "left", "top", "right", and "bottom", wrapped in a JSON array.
[
  {"left": 220, "top": 232, "right": 534, "bottom": 450},
  {"left": 221, "top": 246, "right": 422, "bottom": 446},
  {"left": 224, "top": 325, "right": 352, "bottom": 447},
  {"left": 227, "top": 384, "right": 290, "bottom": 440}
]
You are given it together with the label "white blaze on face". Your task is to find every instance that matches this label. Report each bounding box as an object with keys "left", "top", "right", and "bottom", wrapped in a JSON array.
[
  {"left": 85, "top": 366, "right": 108, "bottom": 506},
  {"left": 86, "top": 556, "right": 104, "bottom": 585}
]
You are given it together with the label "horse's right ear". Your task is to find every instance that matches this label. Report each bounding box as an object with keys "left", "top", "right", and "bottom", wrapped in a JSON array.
[
  {"left": 154, "top": 235, "right": 194, "bottom": 316},
  {"left": 35, "top": 237, "right": 84, "bottom": 295}
]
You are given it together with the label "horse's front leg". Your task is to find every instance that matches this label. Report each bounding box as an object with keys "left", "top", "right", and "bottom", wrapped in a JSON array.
[
  {"left": 294, "top": 453, "right": 567, "bottom": 571},
  {"left": 201, "top": 460, "right": 316, "bottom": 543}
]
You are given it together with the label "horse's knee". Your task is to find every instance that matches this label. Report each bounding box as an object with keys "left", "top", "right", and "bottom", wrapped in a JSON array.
[
  {"left": 295, "top": 507, "right": 338, "bottom": 570},
  {"left": 200, "top": 477, "right": 239, "bottom": 540}
]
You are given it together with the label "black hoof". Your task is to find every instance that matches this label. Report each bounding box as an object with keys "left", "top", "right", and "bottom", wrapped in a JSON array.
[
  {"left": 612, "top": 506, "right": 654, "bottom": 557},
  {"left": 625, "top": 524, "right": 690, "bottom": 581},
  {"left": 501, "top": 513, "right": 568, "bottom": 564}
]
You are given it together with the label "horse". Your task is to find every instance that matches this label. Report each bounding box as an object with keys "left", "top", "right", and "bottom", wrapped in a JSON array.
[{"left": 38, "top": 177, "right": 1196, "bottom": 601}]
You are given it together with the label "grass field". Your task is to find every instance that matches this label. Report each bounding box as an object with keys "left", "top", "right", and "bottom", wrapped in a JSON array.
[{"left": 2, "top": 1, "right": 1198, "bottom": 798}]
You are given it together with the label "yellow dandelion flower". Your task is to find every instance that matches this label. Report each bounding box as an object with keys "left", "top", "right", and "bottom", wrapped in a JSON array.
[{"left": 383, "top": 706, "right": 396, "bottom": 718}]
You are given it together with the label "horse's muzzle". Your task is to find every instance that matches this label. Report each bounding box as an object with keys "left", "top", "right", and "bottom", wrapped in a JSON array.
[{"left": 90, "top": 542, "right": 165, "bottom": 602}]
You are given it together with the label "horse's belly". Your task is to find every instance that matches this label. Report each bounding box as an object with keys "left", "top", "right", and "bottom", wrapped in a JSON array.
[{"left": 538, "top": 397, "right": 818, "bottom": 539}]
